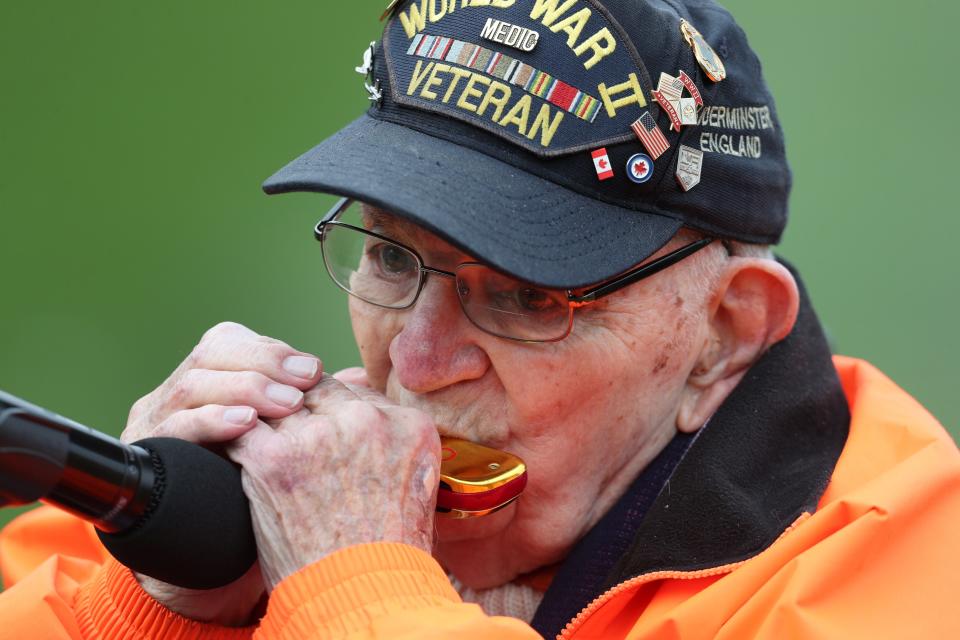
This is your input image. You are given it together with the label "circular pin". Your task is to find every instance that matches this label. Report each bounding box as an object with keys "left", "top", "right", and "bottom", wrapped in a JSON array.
[{"left": 626, "top": 153, "right": 654, "bottom": 184}]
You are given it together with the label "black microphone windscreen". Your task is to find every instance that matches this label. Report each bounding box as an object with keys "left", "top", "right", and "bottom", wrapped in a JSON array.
[{"left": 97, "top": 437, "right": 257, "bottom": 590}]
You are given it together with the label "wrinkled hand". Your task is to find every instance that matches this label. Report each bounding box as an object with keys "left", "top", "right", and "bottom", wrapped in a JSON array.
[
  {"left": 122, "top": 321, "right": 323, "bottom": 625},
  {"left": 226, "top": 373, "right": 441, "bottom": 591},
  {"left": 124, "top": 321, "right": 322, "bottom": 444}
]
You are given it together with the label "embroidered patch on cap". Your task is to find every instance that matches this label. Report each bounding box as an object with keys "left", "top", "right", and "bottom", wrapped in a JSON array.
[{"left": 382, "top": 0, "right": 657, "bottom": 157}]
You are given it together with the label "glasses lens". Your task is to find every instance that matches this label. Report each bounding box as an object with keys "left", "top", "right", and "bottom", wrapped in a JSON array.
[
  {"left": 456, "top": 264, "right": 572, "bottom": 342},
  {"left": 322, "top": 204, "right": 421, "bottom": 308}
]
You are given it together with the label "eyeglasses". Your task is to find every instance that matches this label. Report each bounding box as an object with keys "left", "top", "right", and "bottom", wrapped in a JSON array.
[{"left": 314, "top": 198, "right": 714, "bottom": 343}]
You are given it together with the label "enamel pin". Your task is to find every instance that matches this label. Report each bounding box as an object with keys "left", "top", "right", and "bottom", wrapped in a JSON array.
[
  {"left": 592, "top": 148, "right": 615, "bottom": 180},
  {"left": 652, "top": 89, "right": 683, "bottom": 131},
  {"left": 679, "top": 70, "right": 704, "bottom": 106},
  {"left": 680, "top": 98, "right": 698, "bottom": 126},
  {"left": 631, "top": 111, "right": 670, "bottom": 160},
  {"left": 652, "top": 70, "right": 704, "bottom": 131},
  {"left": 680, "top": 19, "right": 727, "bottom": 82},
  {"left": 656, "top": 72, "right": 684, "bottom": 103},
  {"left": 626, "top": 153, "right": 654, "bottom": 184},
  {"left": 676, "top": 145, "right": 704, "bottom": 191}
]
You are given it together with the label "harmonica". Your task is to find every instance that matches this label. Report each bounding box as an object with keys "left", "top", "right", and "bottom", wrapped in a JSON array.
[{"left": 437, "top": 436, "right": 527, "bottom": 519}]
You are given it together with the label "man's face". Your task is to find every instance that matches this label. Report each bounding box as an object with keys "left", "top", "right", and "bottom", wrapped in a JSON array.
[{"left": 348, "top": 209, "right": 711, "bottom": 588}]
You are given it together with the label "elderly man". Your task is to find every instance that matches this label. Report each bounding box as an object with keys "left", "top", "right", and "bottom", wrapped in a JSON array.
[{"left": 2, "top": 0, "right": 959, "bottom": 638}]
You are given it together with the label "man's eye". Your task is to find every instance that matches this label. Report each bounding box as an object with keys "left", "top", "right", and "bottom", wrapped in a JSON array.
[
  {"left": 372, "top": 244, "right": 416, "bottom": 275},
  {"left": 490, "top": 286, "right": 560, "bottom": 314},
  {"left": 515, "top": 287, "right": 555, "bottom": 313}
]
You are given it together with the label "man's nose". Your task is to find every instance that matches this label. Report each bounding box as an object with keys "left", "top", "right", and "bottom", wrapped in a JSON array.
[{"left": 389, "top": 274, "right": 490, "bottom": 393}]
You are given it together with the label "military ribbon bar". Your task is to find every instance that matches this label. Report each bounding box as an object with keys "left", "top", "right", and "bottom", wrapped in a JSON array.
[{"left": 407, "top": 33, "right": 601, "bottom": 123}]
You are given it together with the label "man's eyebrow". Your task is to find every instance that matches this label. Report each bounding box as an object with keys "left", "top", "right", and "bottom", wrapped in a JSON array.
[
  {"left": 359, "top": 203, "right": 476, "bottom": 264},
  {"left": 360, "top": 204, "right": 400, "bottom": 232},
  {"left": 360, "top": 206, "right": 430, "bottom": 250}
]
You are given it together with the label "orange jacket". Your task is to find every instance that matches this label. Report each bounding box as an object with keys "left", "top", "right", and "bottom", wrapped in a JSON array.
[{"left": 2, "top": 357, "right": 959, "bottom": 639}]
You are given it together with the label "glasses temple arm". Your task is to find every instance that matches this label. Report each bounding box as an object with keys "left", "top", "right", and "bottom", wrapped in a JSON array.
[
  {"left": 314, "top": 197, "right": 353, "bottom": 240},
  {"left": 569, "top": 237, "right": 715, "bottom": 304}
]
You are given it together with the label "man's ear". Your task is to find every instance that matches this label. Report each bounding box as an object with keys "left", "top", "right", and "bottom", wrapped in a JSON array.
[{"left": 677, "top": 258, "right": 799, "bottom": 433}]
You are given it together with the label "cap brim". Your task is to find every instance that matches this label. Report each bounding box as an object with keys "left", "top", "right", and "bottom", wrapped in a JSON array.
[{"left": 263, "top": 114, "right": 681, "bottom": 289}]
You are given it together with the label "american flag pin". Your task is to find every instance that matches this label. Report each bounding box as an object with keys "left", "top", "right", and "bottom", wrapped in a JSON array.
[
  {"left": 656, "top": 72, "right": 684, "bottom": 103},
  {"left": 591, "top": 148, "right": 615, "bottom": 181},
  {"left": 653, "top": 69, "right": 705, "bottom": 132},
  {"left": 631, "top": 112, "right": 670, "bottom": 160},
  {"left": 676, "top": 145, "right": 704, "bottom": 192}
]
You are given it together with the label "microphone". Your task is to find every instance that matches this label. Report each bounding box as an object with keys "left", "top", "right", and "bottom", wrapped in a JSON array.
[
  {"left": 0, "top": 389, "right": 528, "bottom": 590},
  {"left": 0, "top": 390, "right": 256, "bottom": 589}
]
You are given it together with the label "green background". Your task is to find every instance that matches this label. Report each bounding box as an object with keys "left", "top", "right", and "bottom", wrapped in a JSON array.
[{"left": 1, "top": 1, "right": 956, "bottom": 547}]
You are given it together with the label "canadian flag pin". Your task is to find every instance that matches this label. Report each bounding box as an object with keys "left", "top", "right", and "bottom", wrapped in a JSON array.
[{"left": 591, "top": 148, "right": 614, "bottom": 181}]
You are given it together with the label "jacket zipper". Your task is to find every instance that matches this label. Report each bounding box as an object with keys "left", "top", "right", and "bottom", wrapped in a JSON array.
[
  {"left": 556, "top": 512, "right": 813, "bottom": 639},
  {"left": 555, "top": 562, "right": 744, "bottom": 640}
]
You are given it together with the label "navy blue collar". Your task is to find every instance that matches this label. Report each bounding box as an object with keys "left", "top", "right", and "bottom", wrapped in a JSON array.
[
  {"left": 531, "top": 262, "right": 850, "bottom": 638},
  {"left": 530, "top": 429, "right": 697, "bottom": 636}
]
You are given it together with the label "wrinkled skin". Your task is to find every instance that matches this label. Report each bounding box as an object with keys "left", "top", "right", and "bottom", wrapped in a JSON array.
[
  {"left": 229, "top": 376, "right": 440, "bottom": 590},
  {"left": 125, "top": 210, "right": 797, "bottom": 623},
  {"left": 346, "top": 213, "right": 712, "bottom": 588},
  {"left": 121, "top": 322, "right": 324, "bottom": 624}
]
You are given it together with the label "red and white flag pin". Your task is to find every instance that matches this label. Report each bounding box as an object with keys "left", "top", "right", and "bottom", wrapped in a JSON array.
[
  {"left": 631, "top": 111, "right": 670, "bottom": 160},
  {"left": 591, "top": 148, "right": 614, "bottom": 180}
]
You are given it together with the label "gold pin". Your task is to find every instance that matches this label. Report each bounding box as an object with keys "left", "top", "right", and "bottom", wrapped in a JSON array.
[
  {"left": 680, "top": 19, "right": 727, "bottom": 82},
  {"left": 380, "top": 0, "right": 403, "bottom": 22}
]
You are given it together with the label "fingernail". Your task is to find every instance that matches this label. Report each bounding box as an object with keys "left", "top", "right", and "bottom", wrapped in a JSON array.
[
  {"left": 266, "top": 383, "right": 304, "bottom": 408},
  {"left": 282, "top": 356, "right": 319, "bottom": 379},
  {"left": 224, "top": 407, "right": 256, "bottom": 425}
]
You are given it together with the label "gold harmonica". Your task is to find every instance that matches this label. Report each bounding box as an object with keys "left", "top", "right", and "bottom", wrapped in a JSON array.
[{"left": 437, "top": 437, "right": 527, "bottom": 519}]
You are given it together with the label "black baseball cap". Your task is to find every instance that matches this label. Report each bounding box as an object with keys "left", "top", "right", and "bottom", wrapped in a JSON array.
[{"left": 263, "top": 0, "right": 790, "bottom": 288}]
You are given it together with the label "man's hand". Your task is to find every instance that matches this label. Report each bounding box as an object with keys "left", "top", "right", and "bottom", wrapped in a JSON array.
[
  {"left": 124, "top": 321, "right": 322, "bottom": 444},
  {"left": 226, "top": 375, "right": 441, "bottom": 590},
  {"left": 121, "top": 321, "right": 323, "bottom": 625}
]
